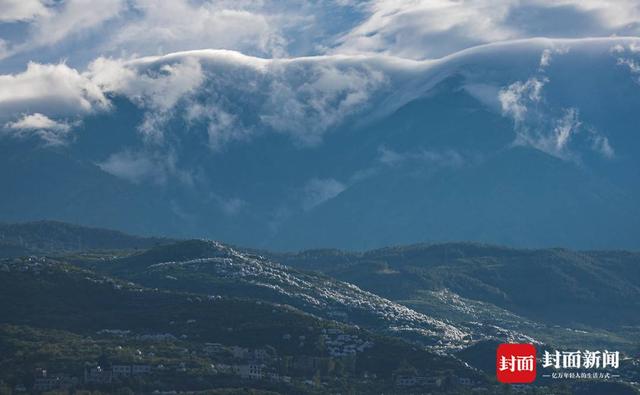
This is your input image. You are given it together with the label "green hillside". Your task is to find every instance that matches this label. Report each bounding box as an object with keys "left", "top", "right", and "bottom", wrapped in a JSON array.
[
  {"left": 0, "top": 255, "right": 484, "bottom": 394},
  {"left": 0, "top": 221, "right": 172, "bottom": 257},
  {"left": 267, "top": 243, "right": 640, "bottom": 352}
]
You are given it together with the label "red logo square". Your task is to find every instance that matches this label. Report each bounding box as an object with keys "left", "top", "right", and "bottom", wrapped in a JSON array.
[{"left": 496, "top": 343, "right": 537, "bottom": 383}]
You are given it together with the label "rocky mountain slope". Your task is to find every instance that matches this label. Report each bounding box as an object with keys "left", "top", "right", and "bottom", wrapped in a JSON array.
[
  {"left": 90, "top": 240, "right": 491, "bottom": 350},
  {"left": 269, "top": 242, "right": 640, "bottom": 351}
]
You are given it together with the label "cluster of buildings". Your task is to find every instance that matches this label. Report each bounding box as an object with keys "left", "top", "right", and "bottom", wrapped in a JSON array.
[
  {"left": 394, "top": 374, "right": 483, "bottom": 390},
  {"left": 199, "top": 330, "right": 374, "bottom": 382},
  {"left": 84, "top": 363, "right": 152, "bottom": 384},
  {"left": 13, "top": 364, "right": 154, "bottom": 393},
  {"left": 203, "top": 343, "right": 293, "bottom": 383},
  {"left": 322, "top": 328, "right": 374, "bottom": 357},
  {"left": 201, "top": 343, "right": 275, "bottom": 363},
  {"left": 395, "top": 375, "right": 443, "bottom": 387},
  {"left": 197, "top": 344, "right": 291, "bottom": 384},
  {"left": 32, "top": 369, "right": 78, "bottom": 392},
  {"left": 207, "top": 363, "right": 291, "bottom": 383},
  {"left": 1, "top": 256, "right": 49, "bottom": 273}
]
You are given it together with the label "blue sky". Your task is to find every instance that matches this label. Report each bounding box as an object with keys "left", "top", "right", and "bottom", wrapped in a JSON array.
[{"left": 2, "top": 0, "right": 640, "bottom": 71}]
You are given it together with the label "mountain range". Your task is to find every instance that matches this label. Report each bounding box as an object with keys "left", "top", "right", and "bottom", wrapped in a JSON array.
[
  {"left": 1, "top": 221, "right": 638, "bottom": 393},
  {"left": 2, "top": 220, "right": 639, "bottom": 353},
  {"left": 3, "top": 38, "right": 640, "bottom": 250}
]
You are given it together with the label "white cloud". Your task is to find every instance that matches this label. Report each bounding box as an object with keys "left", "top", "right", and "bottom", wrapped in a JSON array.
[
  {"left": 302, "top": 178, "right": 346, "bottom": 210},
  {"left": 512, "top": 107, "right": 583, "bottom": 159},
  {"left": 107, "top": 0, "right": 287, "bottom": 58},
  {"left": 97, "top": 150, "right": 159, "bottom": 184},
  {"left": 0, "top": 0, "right": 345, "bottom": 64},
  {"left": 334, "top": 0, "right": 640, "bottom": 59},
  {"left": 553, "top": 108, "right": 580, "bottom": 151},
  {"left": 261, "top": 62, "right": 387, "bottom": 145},
  {"left": 378, "top": 146, "right": 465, "bottom": 168},
  {"left": 89, "top": 55, "right": 205, "bottom": 144},
  {"left": 1, "top": 0, "right": 125, "bottom": 60},
  {"left": 84, "top": 50, "right": 396, "bottom": 150},
  {"left": 0, "top": 0, "right": 49, "bottom": 22},
  {"left": 552, "top": 0, "right": 640, "bottom": 30},
  {"left": 614, "top": 44, "right": 640, "bottom": 84},
  {"left": 202, "top": 106, "right": 252, "bottom": 151},
  {"left": 0, "top": 39, "right": 8, "bottom": 59},
  {"left": 499, "top": 77, "right": 547, "bottom": 122},
  {"left": 97, "top": 148, "right": 194, "bottom": 186},
  {"left": 500, "top": 75, "right": 614, "bottom": 161},
  {"left": 3, "top": 113, "right": 72, "bottom": 146},
  {"left": 30, "top": 0, "right": 124, "bottom": 47},
  {"left": 0, "top": 37, "right": 630, "bottom": 182},
  {"left": 5, "top": 113, "right": 67, "bottom": 131},
  {"left": 1, "top": 0, "right": 639, "bottom": 67},
  {"left": 539, "top": 47, "right": 570, "bottom": 70},
  {"left": 0, "top": 62, "right": 109, "bottom": 120},
  {"left": 501, "top": 76, "right": 575, "bottom": 160},
  {"left": 217, "top": 196, "right": 246, "bottom": 216},
  {"left": 90, "top": 56, "right": 204, "bottom": 112},
  {"left": 539, "top": 49, "right": 553, "bottom": 68},
  {"left": 589, "top": 129, "right": 615, "bottom": 158},
  {"left": 334, "top": 0, "right": 516, "bottom": 59},
  {"left": 378, "top": 146, "right": 405, "bottom": 166}
]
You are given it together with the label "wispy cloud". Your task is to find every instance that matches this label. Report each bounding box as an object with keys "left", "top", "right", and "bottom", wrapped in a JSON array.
[
  {"left": 260, "top": 62, "right": 388, "bottom": 146},
  {"left": 0, "top": 0, "right": 358, "bottom": 65},
  {"left": 0, "top": 0, "right": 49, "bottom": 22},
  {"left": 498, "top": 55, "right": 615, "bottom": 161},
  {"left": 333, "top": 0, "right": 640, "bottom": 59},
  {"left": 301, "top": 178, "right": 346, "bottom": 210},
  {"left": 97, "top": 150, "right": 159, "bottom": 184},
  {"left": 107, "top": 0, "right": 288, "bottom": 59},
  {"left": 538, "top": 47, "right": 569, "bottom": 70},
  {"left": 498, "top": 77, "right": 547, "bottom": 123},
  {"left": 1, "top": 0, "right": 125, "bottom": 60},
  {"left": 3, "top": 0, "right": 639, "bottom": 68},
  {"left": 97, "top": 149, "right": 193, "bottom": 186},
  {"left": 87, "top": 51, "right": 395, "bottom": 151},
  {"left": 613, "top": 43, "right": 640, "bottom": 84},
  {"left": 3, "top": 113, "right": 73, "bottom": 146},
  {"left": 89, "top": 56, "right": 205, "bottom": 144},
  {"left": 378, "top": 146, "right": 466, "bottom": 168}
]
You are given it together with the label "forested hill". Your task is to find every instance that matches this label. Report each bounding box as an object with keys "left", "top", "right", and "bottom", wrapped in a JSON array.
[{"left": 0, "top": 220, "right": 171, "bottom": 257}]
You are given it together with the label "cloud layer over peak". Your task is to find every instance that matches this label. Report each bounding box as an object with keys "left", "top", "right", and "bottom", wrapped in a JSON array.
[
  {"left": 2, "top": 0, "right": 640, "bottom": 71},
  {"left": 1, "top": 37, "right": 639, "bottom": 155}
]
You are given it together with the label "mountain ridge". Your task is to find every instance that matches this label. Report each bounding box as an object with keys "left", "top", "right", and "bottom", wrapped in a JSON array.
[{"left": 3, "top": 37, "right": 640, "bottom": 250}]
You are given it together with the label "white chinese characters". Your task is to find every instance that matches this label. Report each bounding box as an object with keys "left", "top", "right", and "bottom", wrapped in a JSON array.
[
  {"left": 499, "top": 355, "right": 535, "bottom": 372},
  {"left": 542, "top": 350, "right": 619, "bottom": 369}
]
